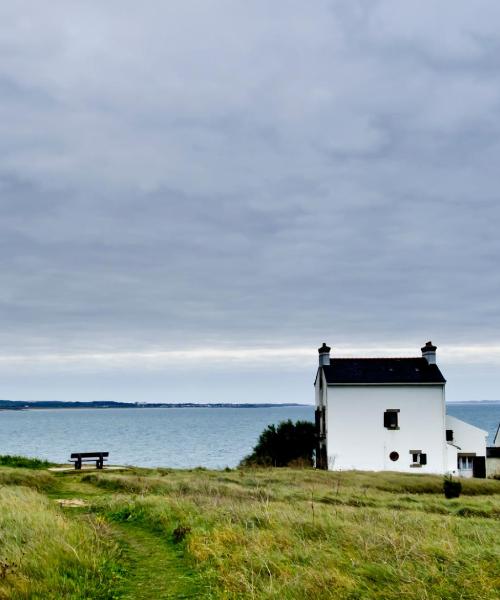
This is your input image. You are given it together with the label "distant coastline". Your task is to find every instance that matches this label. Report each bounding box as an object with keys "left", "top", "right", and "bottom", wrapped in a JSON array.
[
  {"left": 446, "top": 400, "right": 500, "bottom": 405},
  {"left": 0, "top": 400, "right": 309, "bottom": 411},
  {"left": 0, "top": 399, "right": 499, "bottom": 411}
]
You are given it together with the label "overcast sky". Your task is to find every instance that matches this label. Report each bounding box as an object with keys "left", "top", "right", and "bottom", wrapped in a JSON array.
[{"left": 0, "top": 1, "right": 499, "bottom": 403}]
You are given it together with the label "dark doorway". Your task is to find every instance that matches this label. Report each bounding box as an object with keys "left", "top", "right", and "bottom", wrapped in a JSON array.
[{"left": 472, "top": 456, "right": 486, "bottom": 478}]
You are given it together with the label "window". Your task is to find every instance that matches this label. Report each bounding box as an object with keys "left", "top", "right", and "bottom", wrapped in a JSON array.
[
  {"left": 384, "top": 409, "right": 400, "bottom": 430},
  {"left": 458, "top": 455, "right": 474, "bottom": 470},
  {"left": 410, "top": 450, "right": 427, "bottom": 467},
  {"left": 389, "top": 451, "right": 399, "bottom": 462}
]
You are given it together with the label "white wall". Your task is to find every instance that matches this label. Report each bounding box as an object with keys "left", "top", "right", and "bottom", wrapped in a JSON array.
[
  {"left": 445, "top": 415, "right": 487, "bottom": 457},
  {"left": 446, "top": 443, "right": 458, "bottom": 475},
  {"left": 486, "top": 458, "right": 500, "bottom": 478},
  {"left": 325, "top": 384, "right": 446, "bottom": 473}
]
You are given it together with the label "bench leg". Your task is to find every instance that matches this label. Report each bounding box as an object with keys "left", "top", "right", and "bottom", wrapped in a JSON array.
[
  {"left": 75, "top": 459, "right": 82, "bottom": 470},
  {"left": 96, "top": 459, "right": 103, "bottom": 469}
]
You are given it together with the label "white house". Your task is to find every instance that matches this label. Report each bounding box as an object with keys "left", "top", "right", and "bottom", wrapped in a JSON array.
[{"left": 314, "top": 342, "right": 488, "bottom": 477}]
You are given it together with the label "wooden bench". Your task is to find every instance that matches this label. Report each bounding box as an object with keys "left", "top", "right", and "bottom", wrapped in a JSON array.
[{"left": 70, "top": 452, "right": 109, "bottom": 470}]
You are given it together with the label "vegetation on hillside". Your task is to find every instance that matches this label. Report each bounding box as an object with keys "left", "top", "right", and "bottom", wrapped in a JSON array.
[
  {"left": 0, "top": 458, "right": 499, "bottom": 598},
  {"left": 0, "top": 486, "right": 121, "bottom": 599},
  {"left": 240, "top": 419, "right": 317, "bottom": 466},
  {"left": 0, "top": 454, "right": 53, "bottom": 469}
]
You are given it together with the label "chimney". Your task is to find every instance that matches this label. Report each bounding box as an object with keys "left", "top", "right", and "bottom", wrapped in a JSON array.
[
  {"left": 421, "top": 341, "right": 437, "bottom": 365},
  {"left": 318, "top": 343, "right": 331, "bottom": 367}
]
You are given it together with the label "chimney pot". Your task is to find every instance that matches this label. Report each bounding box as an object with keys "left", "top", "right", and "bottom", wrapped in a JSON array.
[
  {"left": 318, "top": 343, "right": 331, "bottom": 367},
  {"left": 421, "top": 341, "right": 437, "bottom": 365}
]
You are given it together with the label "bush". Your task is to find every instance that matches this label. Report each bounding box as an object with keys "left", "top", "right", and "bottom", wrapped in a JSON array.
[
  {"left": 240, "top": 419, "right": 316, "bottom": 467},
  {"left": 444, "top": 475, "right": 462, "bottom": 499},
  {"left": 0, "top": 454, "right": 53, "bottom": 469}
]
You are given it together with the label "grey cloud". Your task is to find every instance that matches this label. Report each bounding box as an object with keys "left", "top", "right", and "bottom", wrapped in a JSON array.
[{"left": 0, "top": 1, "right": 499, "bottom": 401}]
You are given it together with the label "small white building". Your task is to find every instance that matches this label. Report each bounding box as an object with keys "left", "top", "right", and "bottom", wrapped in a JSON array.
[{"left": 314, "top": 342, "right": 488, "bottom": 477}]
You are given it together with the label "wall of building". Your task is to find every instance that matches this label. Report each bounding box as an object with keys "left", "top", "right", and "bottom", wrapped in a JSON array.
[
  {"left": 445, "top": 415, "right": 487, "bottom": 457},
  {"left": 486, "top": 457, "right": 500, "bottom": 478},
  {"left": 487, "top": 424, "right": 500, "bottom": 478},
  {"left": 314, "top": 369, "right": 328, "bottom": 467},
  {"left": 325, "top": 384, "right": 447, "bottom": 473},
  {"left": 446, "top": 443, "right": 459, "bottom": 475}
]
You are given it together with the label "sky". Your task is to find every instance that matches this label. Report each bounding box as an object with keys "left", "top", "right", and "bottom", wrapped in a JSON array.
[{"left": 0, "top": 1, "right": 499, "bottom": 403}]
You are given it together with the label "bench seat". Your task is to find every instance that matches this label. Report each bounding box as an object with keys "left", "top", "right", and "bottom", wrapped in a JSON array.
[{"left": 70, "top": 452, "right": 109, "bottom": 470}]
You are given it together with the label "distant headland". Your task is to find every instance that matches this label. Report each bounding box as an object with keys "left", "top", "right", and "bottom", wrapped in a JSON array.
[{"left": 0, "top": 400, "right": 309, "bottom": 411}]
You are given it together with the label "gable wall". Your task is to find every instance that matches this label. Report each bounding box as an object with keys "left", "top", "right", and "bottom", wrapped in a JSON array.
[
  {"left": 325, "top": 384, "right": 446, "bottom": 473},
  {"left": 445, "top": 415, "right": 487, "bottom": 458}
]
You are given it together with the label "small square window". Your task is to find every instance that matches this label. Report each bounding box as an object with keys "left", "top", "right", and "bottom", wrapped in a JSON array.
[
  {"left": 410, "top": 450, "right": 426, "bottom": 467},
  {"left": 384, "top": 410, "right": 399, "bottom": 430}
]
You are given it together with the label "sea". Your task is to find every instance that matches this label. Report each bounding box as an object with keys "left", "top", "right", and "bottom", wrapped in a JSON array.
[{"left": 0, "top": 403, "right": 498, "bottom": 469}]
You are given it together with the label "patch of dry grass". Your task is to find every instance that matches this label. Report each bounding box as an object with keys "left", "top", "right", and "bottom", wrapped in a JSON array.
[
  {"left": 92, "top": 468, "right": 500, "bottom": 599},
  {"left": 0, "top": 467, "right": 57, "bottom": 492},
  {"left": 0, "top": 486, "right": 122, "bottom": 599}
]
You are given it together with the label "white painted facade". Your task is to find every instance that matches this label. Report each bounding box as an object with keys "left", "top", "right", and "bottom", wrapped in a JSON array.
[
  {"left": 315, "top": 343, "right": 488, "bottom": 477},
  {"left": 445, "top": 415, "right": 488, "bottom": 478}
]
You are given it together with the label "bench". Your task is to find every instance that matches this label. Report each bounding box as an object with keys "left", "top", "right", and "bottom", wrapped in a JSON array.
[{"left": 70, "top": 452, "right": 109, "bottom": 470}]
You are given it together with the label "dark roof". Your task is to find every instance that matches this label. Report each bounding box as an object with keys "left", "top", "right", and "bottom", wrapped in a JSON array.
[{"left": 321, "top": 357, "right": 446, "bottom": 385}]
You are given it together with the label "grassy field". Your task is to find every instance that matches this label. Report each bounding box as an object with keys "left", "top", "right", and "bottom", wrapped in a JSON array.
[{"left": 0, "top": 463, "right": 498, "bottom": 599}]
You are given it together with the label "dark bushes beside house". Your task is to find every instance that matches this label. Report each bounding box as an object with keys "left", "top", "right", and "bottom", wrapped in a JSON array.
[{"left": 240, "top": 420, "right": 316, "bottom": 467}]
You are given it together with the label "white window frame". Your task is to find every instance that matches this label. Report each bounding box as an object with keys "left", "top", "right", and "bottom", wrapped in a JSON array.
[{"left": 458, "top": 456, "right": 474, "bottom": 470}]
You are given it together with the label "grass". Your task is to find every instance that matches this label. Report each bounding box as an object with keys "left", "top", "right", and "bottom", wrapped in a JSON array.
[
  {"left": 111, "top": 523, "right": 200, "bottom": 599},
  {"left": 0, "top": 467, "right": 59, "bottom": 493},
  {"left": 90, "top": 469, "right": 500, "bottom": 599},
  {"left": 0, "top": 460, "right": 499, "bottom": 598},
  {"left": 0, "top": 454, "right": 54, "bottom": 469},
  {"left": 0, "top": 486, "right": 122, "bottom": 599}
]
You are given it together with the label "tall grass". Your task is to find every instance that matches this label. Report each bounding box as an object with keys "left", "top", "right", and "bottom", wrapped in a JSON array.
[
  {"left": 0, "top": 467, "right": 57, "bottom": 493},
  {"left": 0, "top": 486, "right": 123, "bottom": 599},
  {"left": 1, "top": 465, "right": 498, "bottom": 598},
  {"left": 92, "top": 468, "right": 500, "bottom": 599}
]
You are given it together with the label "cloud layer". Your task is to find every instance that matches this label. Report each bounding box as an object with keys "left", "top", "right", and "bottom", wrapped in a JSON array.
[{"left": 0, "top": 2, "right": 499, "bottom": 400}]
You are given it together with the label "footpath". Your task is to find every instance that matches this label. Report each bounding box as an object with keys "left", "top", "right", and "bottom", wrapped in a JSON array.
[{"left": 51, "top": 474, "right": 201, "bottom": 599}]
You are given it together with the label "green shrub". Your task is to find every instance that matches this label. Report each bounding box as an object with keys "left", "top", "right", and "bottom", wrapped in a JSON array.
[
  {"left": 240, "top": 420, "right": 316, "bottom": 467},
  {"left": 0, "top": 454, "right": 53, "bottom": 469}
]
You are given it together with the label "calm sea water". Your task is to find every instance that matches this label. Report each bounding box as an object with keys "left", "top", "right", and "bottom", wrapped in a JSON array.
[{"left": 0, "top": 403, "right": 498, "bottom": 468}]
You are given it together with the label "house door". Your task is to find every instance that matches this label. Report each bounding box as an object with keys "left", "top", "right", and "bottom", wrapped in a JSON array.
[{"left": 472, "top": 456, "right": 486, "bottom": 479}]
